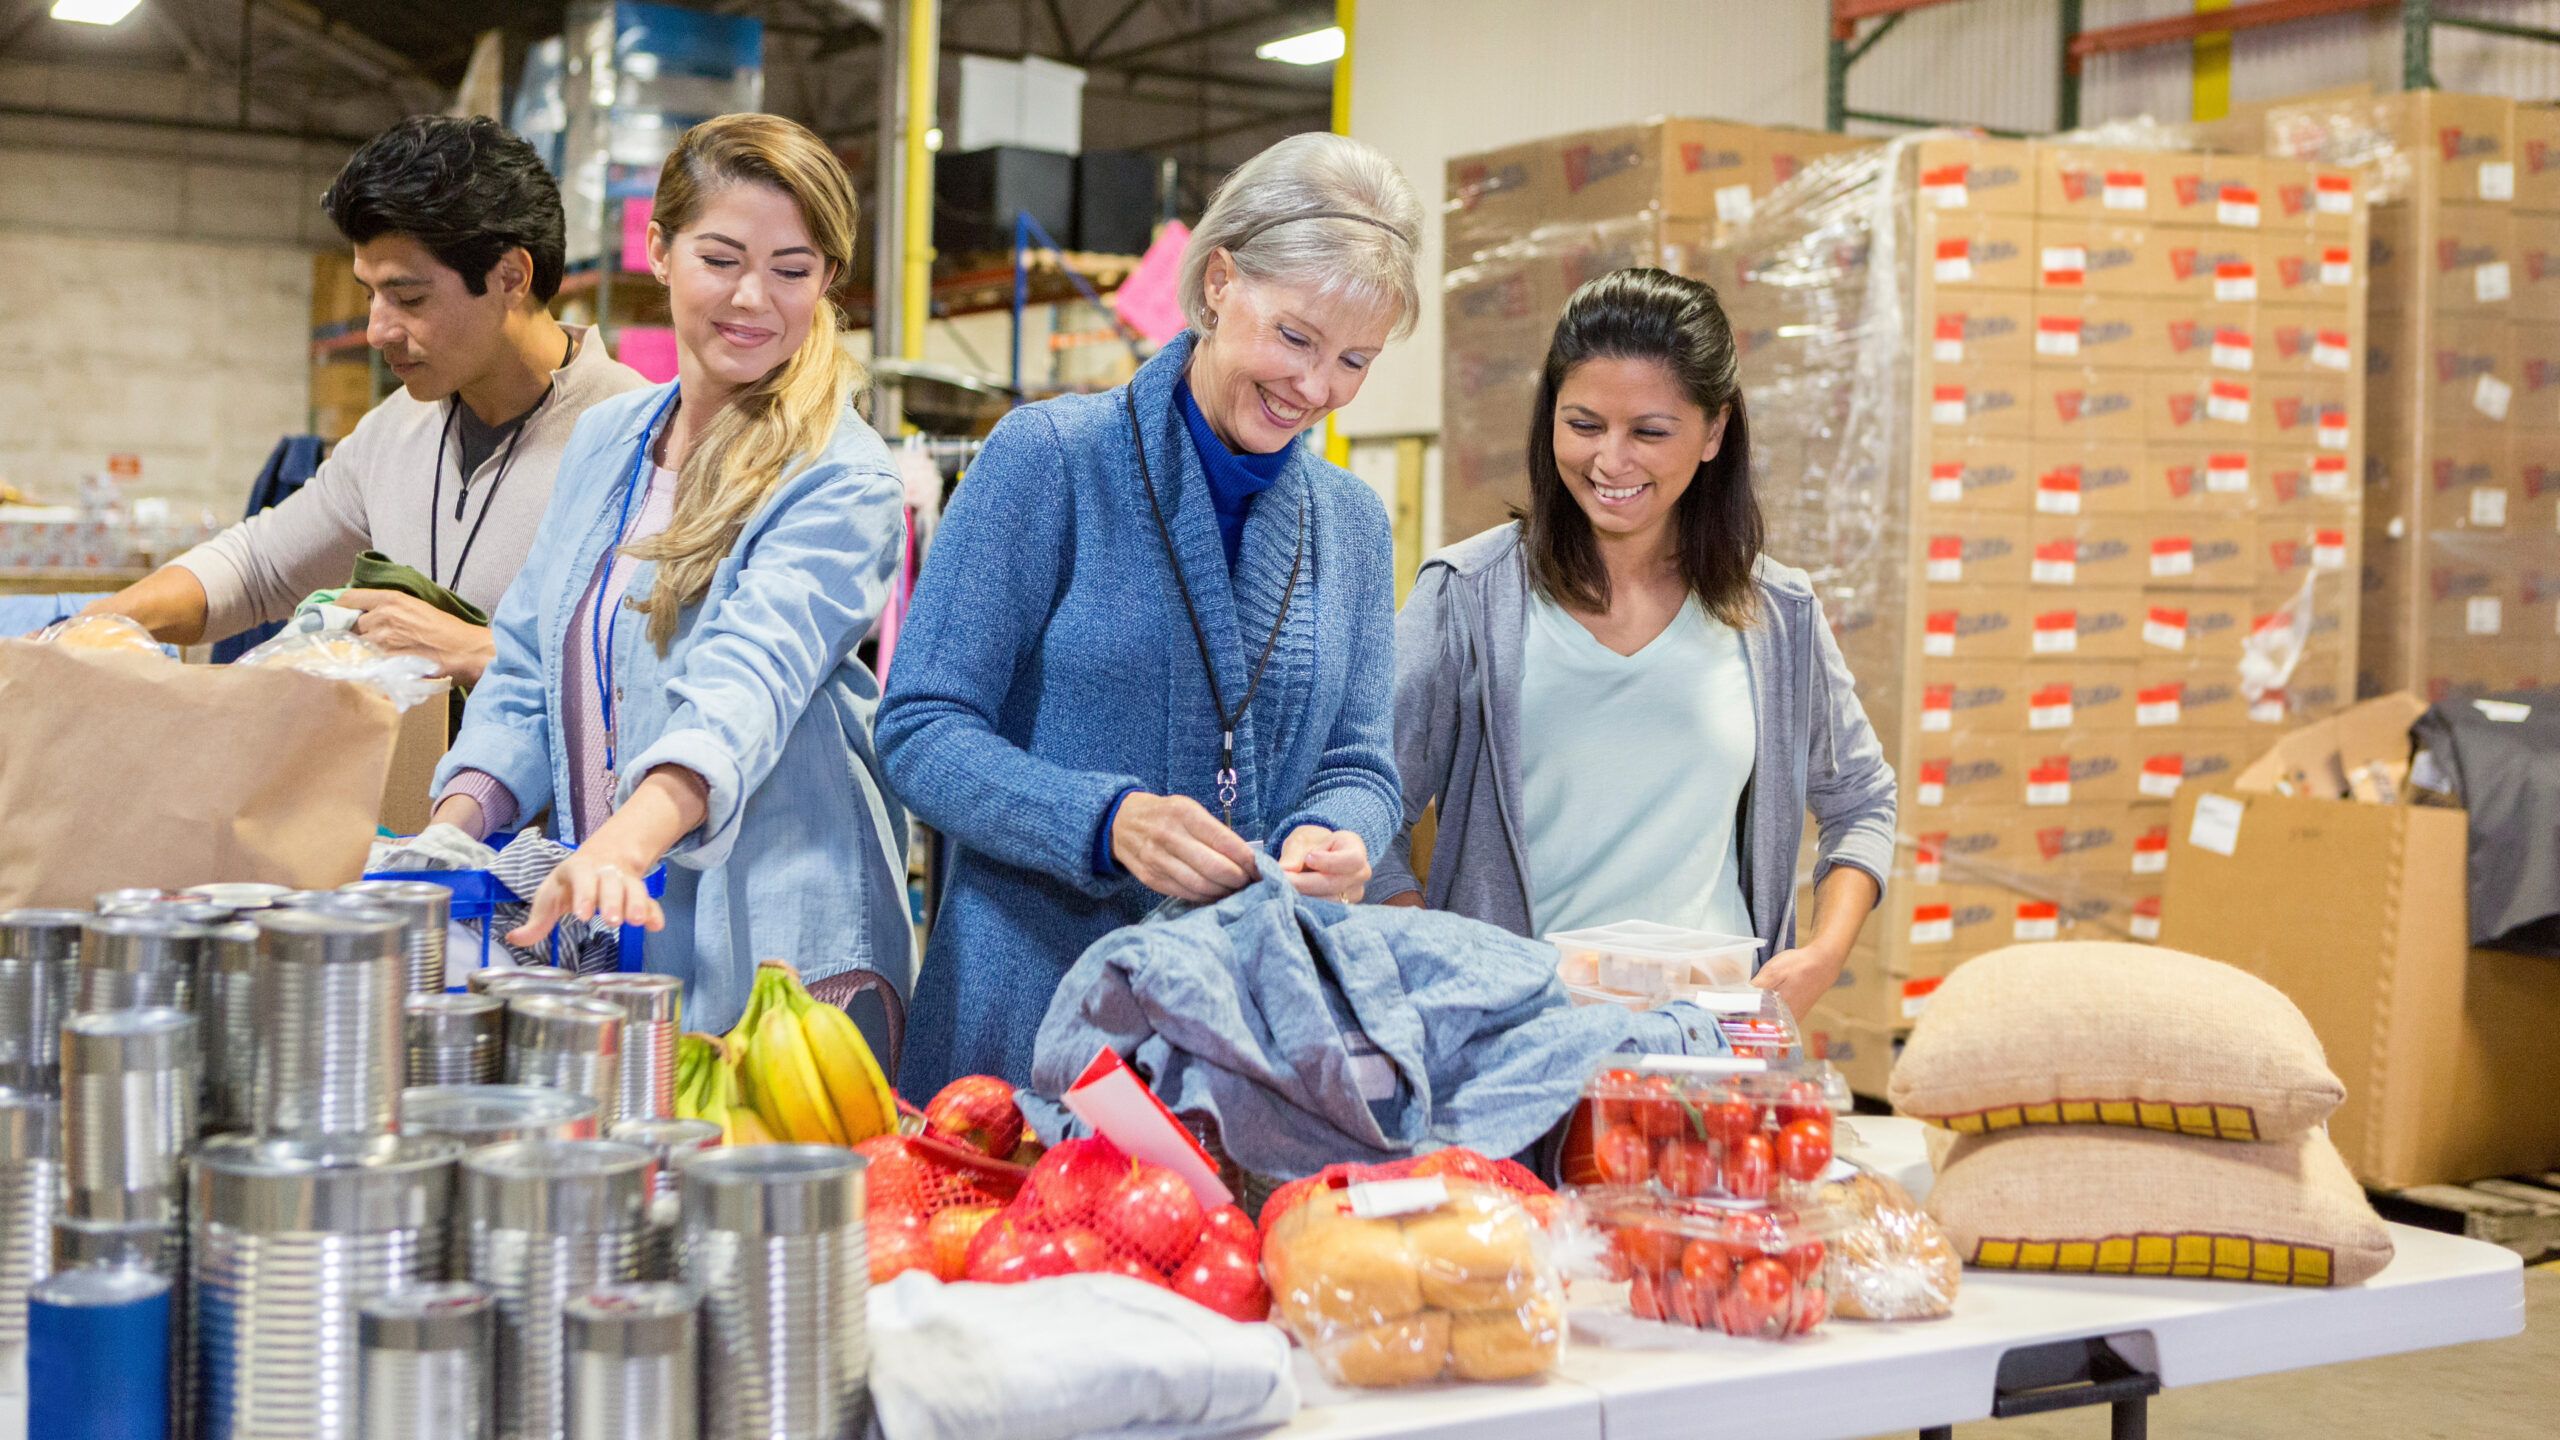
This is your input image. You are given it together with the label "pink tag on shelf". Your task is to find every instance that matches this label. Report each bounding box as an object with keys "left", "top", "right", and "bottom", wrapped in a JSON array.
[
  {"left": 613, "top": 326, "right": 680, "bottom": 383},
  {"left": 619, "top": 197, "right": 655, "bottom": 274},
  {"left": 1112, "top": 220, "right": 1193, "bottom": 347}
]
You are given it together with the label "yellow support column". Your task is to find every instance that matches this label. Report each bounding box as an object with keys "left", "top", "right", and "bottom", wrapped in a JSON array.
[
  {"left": 1324, "top": 0, "right": 1356, "bottom": 470},
  {"left": 1393, "top": 436, "right": 1426, "bottom": 600},
  {"left": 2192, "top": 0, "right": 2233, "bottom": 123},
  {"left": 901, "top": 0, "right": 941, "bottom": 366}
]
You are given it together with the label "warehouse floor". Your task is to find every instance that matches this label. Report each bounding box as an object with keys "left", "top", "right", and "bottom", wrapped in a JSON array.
[{"left": 1926, "top": 1262, "right": 2554, "bottom": 1440}]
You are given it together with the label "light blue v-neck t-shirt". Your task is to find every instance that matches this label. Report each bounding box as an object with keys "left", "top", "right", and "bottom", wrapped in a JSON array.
[{"left": 1520, "top": 590, "right": 1757, "bottom": 937}]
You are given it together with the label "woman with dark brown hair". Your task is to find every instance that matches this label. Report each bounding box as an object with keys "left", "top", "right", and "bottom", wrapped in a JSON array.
[{"left": 1377, "top": 267, "right": 1894, "bottom": 1022}]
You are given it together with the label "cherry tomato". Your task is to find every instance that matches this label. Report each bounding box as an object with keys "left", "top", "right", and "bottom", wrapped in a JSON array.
[
  {"left": 1786, "top": 1240, "right": 1827, "bottom": 1284},
  {"left": 1680, "top": 1238, "right": 1734, "bottom": 1294},
  {"left": 1596, "top": 1127, "right": 1653, "bottom": 1186},
  {"left": 1777, "top": 1117, "right": 1834, "bottom": 1184},
  {"left": 1703, "top": 1099, "right": 1759, "bottom": 1150},
  {"left": 1592, "top": 1069, "right": 1643, "bottom": 1129},
  {"left": 1618, "top": 1221, "right": 1685, "bottom": 1276},
  {"left": 1726, "top": 1133, "right": 1776, "bottom": 1202},
  {"left": 1633, "top": 1075, "right": 1684, "bottom": 1139},
  {"left": 1789, "top": 1283, "right": 1830, "bottom": 1336},
  {"left": 1721, "top": 1257, "right": 1795, "bottom": 1339},
  {"left": 1777, "top": 1079, "right": 1830, "bottom": 1129},
  {"left": 1656, "top": 1137, "right": 1719, "bottom": 1198},
  {"left": 1662, "top": 1271, "right": 1707, "bottom": 1329},
  {"left": 1628, "top": 1266, "right": 1663, "bottom": 1321}
]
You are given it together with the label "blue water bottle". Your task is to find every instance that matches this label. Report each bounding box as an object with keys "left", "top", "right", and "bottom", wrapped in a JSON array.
[{"left": 29, "top": 1264, "right": 171, "bottom": 1440}]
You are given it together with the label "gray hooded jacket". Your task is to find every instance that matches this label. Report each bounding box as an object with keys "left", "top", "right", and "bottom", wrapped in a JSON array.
[{"left": 1372, "top": 523, "right": 1896, "bottom": 960}]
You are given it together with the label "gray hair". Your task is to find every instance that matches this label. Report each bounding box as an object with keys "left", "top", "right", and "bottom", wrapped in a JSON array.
[{"left": 1180, "top": 131, "right": 1423, "bottom": 341}]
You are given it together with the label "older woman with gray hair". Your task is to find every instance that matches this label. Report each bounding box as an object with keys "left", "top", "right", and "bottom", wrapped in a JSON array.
[{"left": 880, "top": 131, "right": 1424, "bottom": 1093}]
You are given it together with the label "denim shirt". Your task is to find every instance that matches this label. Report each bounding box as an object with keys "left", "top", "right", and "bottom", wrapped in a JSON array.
[{"left": 435, "top": 381, "right": 917, "bottom": 1034}]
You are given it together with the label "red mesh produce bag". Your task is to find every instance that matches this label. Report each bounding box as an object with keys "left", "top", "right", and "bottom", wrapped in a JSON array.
[
  {"left": 961, "top": 1136, "right": 1269, "bottom": 1321},
  {"left": 862, "top": 1133, "right": 1030, "bottom": 1284}
]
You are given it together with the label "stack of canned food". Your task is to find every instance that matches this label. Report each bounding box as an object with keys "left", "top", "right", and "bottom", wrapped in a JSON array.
[{"left": 0, "top": 882, "right": 869, "bottom": 1440}]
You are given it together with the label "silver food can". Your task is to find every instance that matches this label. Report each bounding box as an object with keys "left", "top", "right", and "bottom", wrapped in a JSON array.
[
  {"left": 679, "top": 1145, "right": 869, "bottom": 1440},
  {"left": 399, "top": 1087, "right": 599, "bottom": 1153},
  {"left": 504, "top": 997, "right": 624, "bottom": 1132},
  {"left": 271, "top": 891, "right": 348, "bottom": 910},
  {"left": 199, "top": 920, "right": 261, "bottom": 1135},
  {"left": 0, "top": 1097, "right": 58, "bottom": 1400},
  {"left": 360, "top": 1282, "right": 494, "bottom": 1440},
  {"left": 192, "top": 1134, "right": 461, "bottom": 1440},
  {"left": 565, "top": 1283, "right": 698, "bottom": 1440},
  {"left": 74, "top": 912, "right": 208, "bottom": 1015},
  {"left": 461, "top": 1140, "right": 655, "bottom": 1440},
  {"left": 482, "top": 976, "right": 593, "bottom": 1006},
  {"left": 251, "top": 907, "right": 406, "bottom": 1150},
  {"left": 407, "top": 993, "right": 506, "bottom": 1087},
  {"left": 61, "top": 1006, "right": 195, "bottom": 1223},
  {"left": 466, "top": 966, "right": 578, "bottom": 999},
  {"left": 334, "top": 881, "right": 454, "bottom": 996},
  {"left": 0, "top": 907, "right": 83, "bottom": 1094},
  {"left": 585, "top": 976, "right": 681, "bottom": 1125},
  {"left": 182, "top": 884, "right": 293, "bottom": 912},
  {"left": 606, "top": 1119, "right": 717, "bottom": 1280},
  {"left": 51, "top": 1215, "right": 183, "bottom": 1274},
  {"left": 94, "top": 886, "right": 185, "bottom": 912}
]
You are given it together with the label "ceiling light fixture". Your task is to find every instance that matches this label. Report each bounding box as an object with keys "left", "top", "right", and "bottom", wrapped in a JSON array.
[
  {"left": 50, "top": 0, "right": 141, "bottom": 24},
  {"left": 1255, "top": 25, "right": 1344, "bottom": 66}
]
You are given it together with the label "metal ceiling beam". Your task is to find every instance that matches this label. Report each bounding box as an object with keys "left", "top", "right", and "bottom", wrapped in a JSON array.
[
  {"left": 0, "top": 99, "right": 372, "bottom": 147},
  {"left": 251, "top": 0, "right": 441, "bottom": 108},
  {"left": 1130, "top": 101, "right": 1327, "bottom": 154},
  {"left": 1078, "top": 0, "right": 1154, "bottom": 59},
  {"left": 1090, "top": 3, "right": 1331, "bottom": 67},
  {"left": 2066, "top": 0, "right": 2389, "bottom": 64},
  {"left": 0, "top": 0, "right": 55, "bottom": 58}
]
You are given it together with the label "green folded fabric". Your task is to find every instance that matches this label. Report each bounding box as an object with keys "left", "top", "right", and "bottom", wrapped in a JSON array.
[{"left": 351, "top": 551, "right": 489, "bottom": 627}]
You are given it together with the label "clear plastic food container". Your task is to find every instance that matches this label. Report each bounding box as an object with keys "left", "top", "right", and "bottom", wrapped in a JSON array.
[
  {"left": 1580, "top": 1187, "right": 1846, "bottom": 1340},
  {"left": 1562, "top": 1056, "right": 1850, "bottom": 1204},
  {"left": 1550, "top": 921, "right": 1765, "bottom": 1003}
]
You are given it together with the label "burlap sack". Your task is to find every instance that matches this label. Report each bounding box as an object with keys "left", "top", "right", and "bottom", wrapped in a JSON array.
[
  {"left": 1926, "top": 1124, "right": 2394, "bottom": 1287},
  {"left": 1889, "top": 942, "right": 2344, "bottom": 1142}
]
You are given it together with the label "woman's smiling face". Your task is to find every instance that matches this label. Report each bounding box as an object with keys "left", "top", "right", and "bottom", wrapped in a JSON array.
[
  {"left": 1550, "top": 354, "right": 1729, "bottom": 546},
  {"left": 650, "top": 180, "right": 833, "bottom": 394},
  {"left": 1187, "top": 251, "right": 1395, "bottom": 454}
]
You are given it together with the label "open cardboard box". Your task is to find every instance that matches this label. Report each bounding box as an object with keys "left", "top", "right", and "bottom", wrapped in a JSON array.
[{"left": 2164, "top": 690, "right": 2560, "bottom": 1188}]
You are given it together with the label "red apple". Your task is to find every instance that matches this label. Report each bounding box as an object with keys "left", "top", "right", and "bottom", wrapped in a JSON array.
[
  {"left": 1199, "top": 1205, "right": 1258, "bottom": 1253},
  {"left": 1172, "top": 1238, "right": 1270, "bottom": 1322},
  {"left": 1097, "top": 1164, "right": 1205, "bottom": 1272},
  {"left": 853, "top": 1136, "right": 922, "bottom": 1218},
  {"left": 924, "top": 1075, "right": 1026, "bottom": 1159},
  {"left": 964, "top": 1217, "right": 1036, "bottom": 1283},
  {"left": 1099, "top": 1254, "right": 1167, "bottom": 1286},
  {"left": 1018, "top": 1226, "right": 1107, "bottom": 1279},
  {"left": 1018, "top": 1138, "right": 1130, "bottom": 1229},
  {"left": 869, "top": 1213, "right": 934, "bottom": 1284},
  {"left": 928, "top": 1205, "right": 1000, "bottom": 1282}
]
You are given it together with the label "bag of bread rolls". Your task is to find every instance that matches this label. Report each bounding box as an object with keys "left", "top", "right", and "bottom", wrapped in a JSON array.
[
  {"left": 1820, "top": 1169, "right": 1960, "bottom": 1320},
  {"left": 1263, "top": 1175, "right": 1564, "bottom": 1387}
]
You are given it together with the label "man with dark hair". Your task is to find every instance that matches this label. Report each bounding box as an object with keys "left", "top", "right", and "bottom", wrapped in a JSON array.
[{"left": 84, "top": 115, "right": 646, "bottom": 681}]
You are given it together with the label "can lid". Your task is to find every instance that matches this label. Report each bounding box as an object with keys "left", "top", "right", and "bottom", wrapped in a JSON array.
[
  {"left": 61, "top": 1006, "right": 194, "bottom": 1069},
  {"left": 607, "top": 1118, "right": 719, "bottom": 1155},
  {"left": 465, "top": 964, "right": 576, "bottom": 996},
  {"left": 253, "top": 906, "right": 404, "bottom": 964},
  {"left": 76, "top": 913, "right": 210, "bottom": 972},
  {"left": 461, "top": 1139, "right": 653, "bottom": 1232},
  {"left": 566, "top": 1283, "right": 697, "bottom": 1356},
  {"left": 400, "top": 1085, "right": 599, "bottom": 1142},
  {"left": 194, "top": 1134, "right": 462, "bottom": 1232},
  {"left": 151, "top": 901, "right": 237, "bottom": 927},
  {"left": 679, "top": 1144, "right": 864, "bottom": 1237},
  {"left": 269, "top": 891, "right": 347, "bottom": 909},
  {"left": 586, "top": 973, "right": 683, "bottom": 1024},
  {"left": 0, "top": 1096, "right": 59, "bottom": 1162},
  {"left": 93, "top": 888, "right": 180, "bottom": 911},
  {"left": 360, "top": 1282, "right": 494, "bottom": 1351},
  {"left": 506, "top": 995, "right": 623, "bottom": 1052},
  {"left": 405, "top": 992, "right": 504, "bottom": 1021},
  {"left": 32, "top": 1264, "right": 170, "bottom": 1307},
  {"left": 0, "top": 908, "right": 87, "bottom": 966},
  {"left": 336, "top": 881, "right": 454, "bottom": 926},
  {"left": 482, "top": 975, "right": 593, "bottom": 1005},
  {"left": 182, "top": 883, "right": 293, "bottom": 910}
]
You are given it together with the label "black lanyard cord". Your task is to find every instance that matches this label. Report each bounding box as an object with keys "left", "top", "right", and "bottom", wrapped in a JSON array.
[
  {"left": 1123, "top": 385, "right": 1304, "bottom": 829},
  {"left": 427, "top": 384, "right": 548, "bottom": 593}
]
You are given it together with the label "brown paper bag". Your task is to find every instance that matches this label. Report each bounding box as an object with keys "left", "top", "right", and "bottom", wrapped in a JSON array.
[{"left": 0, "top": 641, "right": 400, "bottom": 908}]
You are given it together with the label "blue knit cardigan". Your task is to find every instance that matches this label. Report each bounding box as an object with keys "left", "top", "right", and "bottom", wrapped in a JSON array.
[{"left": 878, "top": 330, "right": 1402, "bottom": 1094}]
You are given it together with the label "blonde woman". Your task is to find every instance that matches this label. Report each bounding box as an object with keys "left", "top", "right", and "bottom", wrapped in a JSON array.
[
  {"left": 879, "top": 131, "right": 1423, "bottom": 1093},
  {"left": 430, "top": 114, "right": 912, "bottom": 1035}
]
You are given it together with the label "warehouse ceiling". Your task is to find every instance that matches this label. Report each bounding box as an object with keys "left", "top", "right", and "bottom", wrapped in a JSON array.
[{"left": 0, "top": 0, "right": 1338, "bottom": 175}]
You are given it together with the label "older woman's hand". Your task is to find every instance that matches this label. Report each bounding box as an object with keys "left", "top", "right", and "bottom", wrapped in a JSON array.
[
  {"left": 1279, "top": 825, "right": 1369, "bottom": 903},
  {"left": 1112, "top": 792, "right": 1261, "bottom": 903}
]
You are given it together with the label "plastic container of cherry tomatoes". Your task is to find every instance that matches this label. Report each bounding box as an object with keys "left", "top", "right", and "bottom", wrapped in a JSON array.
[
  {"left": 1583, "top": 1189, "right": 1846, "bottom": 1340},
  {"left": 1560, "top": 1056, "right": 1849, "bottom": 1205}
]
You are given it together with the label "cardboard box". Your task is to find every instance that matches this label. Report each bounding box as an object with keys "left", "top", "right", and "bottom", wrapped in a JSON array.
[
  {"left": 310, "top": 361, "right": 375, "bottom": 414},
  {"left": 2144, "top": 295, "right": 2244, "bottom": 371},
  {"left": 1894, "top": 882, "right": 2016, "bottom": 981},
  {"left": 1920, "top": 438, "right": 2035, "bottom": 512},
  {"left": 2418, "top": 634, "right": 2556, "bottom": 703},
  {"left": 2421, "top": 529, "right": 2532, "bottom": 640},
  {"left": 2136, "top": 447, "right": 2254, "bottom": 515},
  {"left": 1920, "top": 210, "right": 2038, "bottom": 293},
  {"left": 2028, "top": 293, "right": 2150, "bottom": 369},
  {"left": 1919, "top": 512, "right": 2030, "bottom": 590},
  {"left": 1914, "top": 662, "right": 2022, "bottom": 736},
  {"left": 2156, "top": 152, "right": 2265, "bottom": 230},
  {"left": 2142, "top": 589, "right": 2255, "bottom": 660},
  {"left": 1762, "top": 128, "right": 1874, "bottom": 197},
  {"left": 2260, "top": 306, "right": 2359, "bottom": 378},
  {"left": 2128, "top": 726, "right": 2255, "bottom": 807},
  {"left": 2026, "top": 513, "right": 2150, "bottom": 590},
  {"left": 1907, "top": 809, "right": 2035, "bottom": 886},
  {"left": 2420, "top": 322, "right": 2519, "bottom": 429},
  {"left": 2416, "top": 431, "right": 2517, "bottom": 531},
  {"left": 2256, "top": 374, "right": 2353, "bottom": 449},
  {"left": 2142, "top": 512, "right": 2256, "bottom": 590},
  {"left": 310, "top": 252, "right": 369, "bottom": 326},
  {"left": 2520, "top": 104, "right": 2560, "bottom": 214},
  {"left": 1924, "top": 289, "right": 2036, "bottom": 369},
  {"left": 1925, "top": 366, "right": 2033, "bottom": 438},
  {"left": 2275, "top": 163, "right": 2361, "bottom": 238},
  {"left": 2027, "top": 445, "right": 2148, "bottom": 517},
  {"left": 2033, "top": 216, "right": 2157, "bottom": 298},
  {"left": 2025, "top": 587, "right": 2145, "bottom": 662},
  {"left": 2163, "top": 780, "right": 2560, "bottom": 1188},
  {"left": 2390, "top": 91, "right": 2519, "bottom": 207},
  {"left": 1911, "top": 136, "right": 2037, "bottom": 216},
  {"left": 2259, "top": 228, "right": 2360, "bottom": 305},
  {"left": 2511, "top": 321, "right": 2560, "bottom": 428},
  {"left": 2135, "top": 655, "right": 2251, "bottom": 730},
  {"left": 2388, "top": 204, "right": 2518, "bottom": 315},
  {"left": 2256, "top": 514, "right": 2357, "bottom": 589},
  {"left": 2031, "top": 366, "right": 2146, "bottom": 442},
  {"left": 2150, "top": 230, "right": 2261, "bottom": 303},
  {"left": 2034, "top": 144, "right": 2173, "bottom": 219},
  {"left": 2016, "top": 730, "right": 2145, "bottom": 807},
  {"left": 2516, "top": 216, "right": 2560, "bottom": 320},
  {"left": 1920, "top": 587, "right": 2033, "bottom": 662},
  {"left": 1803, "top": 1016, "right": 1900, "bottom": 1100},
  {"left": 2147, "top": 371, "right": 2263, "bottom": 446},
  {"left": 2514, "top": 431, "right": 2560, "bottom": 532},
  {"left": 1906, "top": 735, "right": 2016, "bottom": 813},
  {"left": 379, "top": 681, "right": 453, "bottom": 835},
  {"left": 1968, "top": 803, "right": 2146, "bottom": 893}
]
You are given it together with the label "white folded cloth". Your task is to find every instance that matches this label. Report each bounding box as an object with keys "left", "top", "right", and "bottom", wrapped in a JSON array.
[
  {"left": 867, "top": 1271, "right": 1298, "bottom": 1440},
  {"left": 365, "top": 822, "right": 499, "bottom": 876}
]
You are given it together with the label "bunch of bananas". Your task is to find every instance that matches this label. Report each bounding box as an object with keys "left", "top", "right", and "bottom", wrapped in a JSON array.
[{"left": 675, "top": 961, "right": 897, "bottom": 1147}]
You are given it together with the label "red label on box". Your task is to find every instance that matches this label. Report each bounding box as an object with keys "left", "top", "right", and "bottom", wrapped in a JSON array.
[
  {"left": 1923, "top": 164, "right": 1968, "bottom": 188},
  {"left": 2040, "top": 469, "right": 2081, "bottom": 494},
  {"left": 2036, "top": 610, "right": 2077, "bottom": 632},
  {"left": 2018, "top": 901, "right": 2059, "bottom": 921},
  {"left": 1930, "top": 535, "right": 1964, "bottom": 559},
  {"left": 1938, "top": 238, "right": 1970, "bottom": 261}
]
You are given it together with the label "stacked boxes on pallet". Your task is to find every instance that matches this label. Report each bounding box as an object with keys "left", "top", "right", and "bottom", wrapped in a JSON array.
[
  {"left": 1705, "top": 135, "right": 2366, "bottom": 1098},
  {"left": 2265, "top": 93, "right": 2560, "bottom": 702}
]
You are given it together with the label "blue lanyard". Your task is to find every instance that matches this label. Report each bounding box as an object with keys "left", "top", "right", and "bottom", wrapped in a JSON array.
[{"left": 593, "top": 387, "right": 682, "bottom": 777}]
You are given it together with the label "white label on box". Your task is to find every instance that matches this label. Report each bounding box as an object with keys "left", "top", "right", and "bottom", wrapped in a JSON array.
[
  {"left": 2145, "top": 610, "right": 2188, "bottom": 651},
  {"left": 2206, "top": 456, "right": 2250, "bottom": 493},
  {"left": 2314, "top": 532, "right": 2347, "bottom": 569},
  {"left": 1924, "top": 631, "right": 1955, "bottom": 657},
  {"left": 2472, "top": 487, "right": 2509, "bottom": 527},
  {"left": 2033, "top": 555, "right": 2078, "bottom": 585},
  {"left": 2475, "top": 372, "right": 2514, "bottom": 421},
  {"left": 2312, "top": 457, "right": 2351, "bottom": 495},
  {"left": 2215, "top": 265, "right": 2258, "bottom": 302},
  {"left": 2469, "top": 596, "right": 2504, "bottom": 635},
  {"left": 1346, "top": 1176, "right": 1450, "bottom": 1220},
  {"left": 2152, "top": 540, "right": 2196, "bottom": 578},
  {"left": 1902, "top": 979, "right": 1943, "bottom": 1017},
  {"left": 1936, "top": 251, "right": 1974, "bottom": 283},
  {"left": 2219, "top": 188, "right": 2261, "bottom": 227},
  {"left": 2321, "top": 249, "right": 2353, "bottom": 287},
  {"left": 2036, "top": 481, "right": 2082, "bottom": 515},
  {"left": 2042, "top": 246, "right": 2087, "bottom": 282},
  {"left": 2318, "top": 413, "right": 2350, "bottom": 450},
  {"left": 2105, "top": 174, "right": 2146, "bottom": 210},
  {"left": 1910, "top": 913, "right": 1953, "bottom": 945},
  {"left": 2140, "top": 765, "right": 2185, "bottom": 799},
  {"left": 1916, "top": 853, "right": 1944, "bottom": 884},
  {"left": 1929, "top": 465, "right": 1965, "bottom": 503},
  {"left": 2138, "top": 697, "right": 2182, "bottom": 727},
  {"left": 1715, "top": 182, "right": 1757, "bottom": 225},
  {"left": 2133, "top": 846, "right": 2169, "bottom": 876},
  {"left": 1933, "top": 387, "right": 1969, "bottom": 424},
  {"left": 2131, "top": 911, "right": 2163, "bottom": 942},
  {"left": 2037, "top": 322, "right": 2082, "bottom": 357},
  {"left": 1925, "top": 178, "right": 1969, "bottom": 209},
  {"left": 2213, "top": 333, "right": 2254, "bottom": 371},
  {"left": 1921, "top": 706, "right": 1951, "bottom": 733},
  {"left": 2189, "top": 793, "right": 2245, "bottom": 857},
  {"left": 2014, "top": 914, "right": 2060, "bottom": 942},
  {"left": 2314, "top": 334, "right": 2352, "bottom": 370},
  {"left": 2030, "top": 700, "right": 2073, "bottom": 730},
  {"left": 2033, "top": 625, "right": 2078, "bottom": 655},
  {"left": 2207, "top": 382, "right": 2251, "bottom": 424},
  {"left": 2476, "top": 698, "right": 2534, "bottom": 723},
  {"left": 2481, "top": 161, "right": 2516, "bottom": 202},
  {"left": 1928, "top": 556, "right": 1963, "bottom": 582},
  {"left": 1934, "top": 335, "right": 1965, "bottom": 363},
  {"left": 2478, "top": 261, "right": 2512, "bottom": 303},
  {"left": 1917, "top": 779, "right": 1946, "bottom": 806},
  {"left": 2026, "top": 777, "right": 2072, "bottom": 806},
  {"left": 2252, "top": 695, "right": 2291, "bottom": 724},
  {"left": 2317, "top": 176, "right": 2354, "bottom": 214}
]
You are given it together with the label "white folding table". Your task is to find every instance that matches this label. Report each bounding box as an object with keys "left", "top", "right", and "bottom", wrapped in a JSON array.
[{"left": 1270, "top": 1117, "right": 2528, "bottom": 1440}]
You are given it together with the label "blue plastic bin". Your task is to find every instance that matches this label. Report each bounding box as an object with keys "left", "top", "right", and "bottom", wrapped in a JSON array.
[{"left": 359, "top": 866, "right": 666, "bottom": 984}]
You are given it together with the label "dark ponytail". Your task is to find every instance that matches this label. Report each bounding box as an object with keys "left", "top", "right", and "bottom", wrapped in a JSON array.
[{"left": 1522, "top": 267, "right": 1761, "bottom": 628}]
